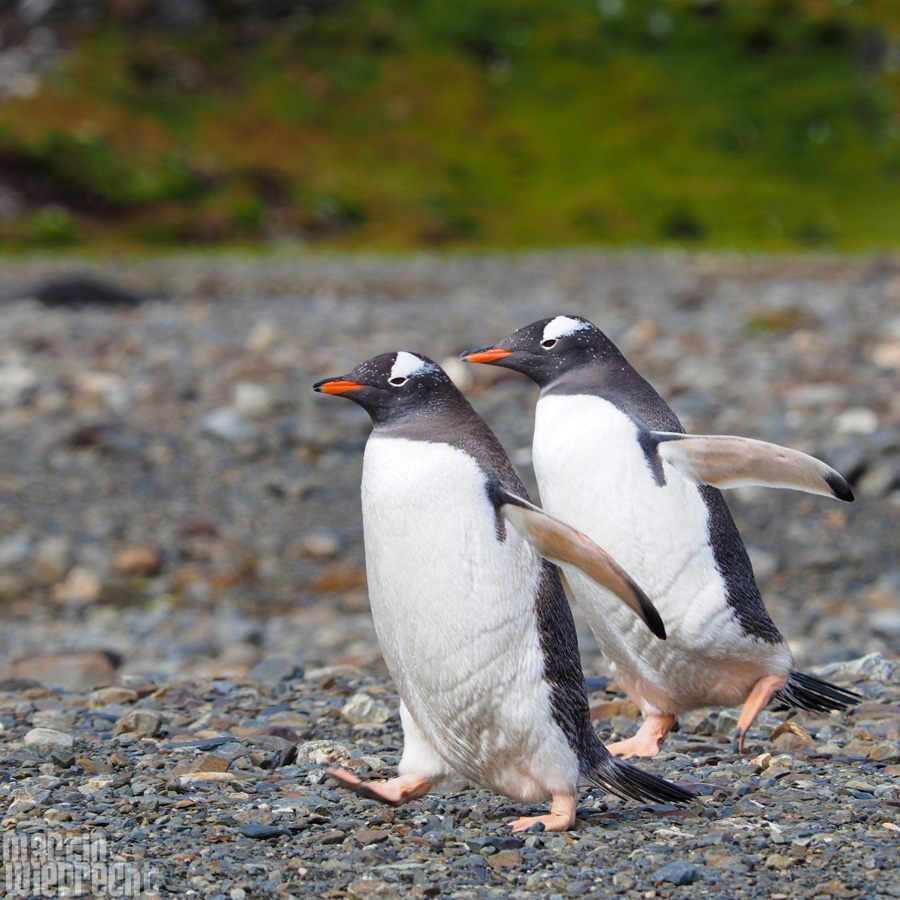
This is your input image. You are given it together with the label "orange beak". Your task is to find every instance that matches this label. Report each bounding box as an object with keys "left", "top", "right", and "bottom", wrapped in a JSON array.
[
  {"left": 314, "top": 379, "right": 363, "bottom": 394},
  {"left": 461, "top": 347, "right": 512, "bottom": 364}
]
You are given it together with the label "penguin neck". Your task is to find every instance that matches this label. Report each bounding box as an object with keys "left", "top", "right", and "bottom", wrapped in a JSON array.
[
  {"left": 370, "top": 385, "right": 475, "bottom": 435},
  {"left": 540, "top": 351, "right": 642, "bottom": 399},
  {"left": 541, "top": 357, "right": 684, "bottom": 433},
  {"left": 373, "top": 394, "right": 529, "bottom": 499}
]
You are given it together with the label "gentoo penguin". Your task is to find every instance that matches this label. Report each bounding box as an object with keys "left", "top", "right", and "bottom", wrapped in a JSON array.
[
  {"left": 462, "top": 316, "right": 860, "bottom": 757},
  {"left": 313, "top": 351, "right": 693, "bottom": 830}
]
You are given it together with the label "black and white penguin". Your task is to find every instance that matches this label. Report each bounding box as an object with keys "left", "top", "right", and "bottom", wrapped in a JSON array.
[
  {"left": 462, "top": 316, "right": 860, "bottom": 757},
  {"left": 313, "top": 351, "right": 693, "bottom": 830}
]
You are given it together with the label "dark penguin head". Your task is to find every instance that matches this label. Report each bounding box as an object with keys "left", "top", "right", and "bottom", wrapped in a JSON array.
[
  {"left": 460, "top": 315, "right": 627, "bottom": 390},
  {"left": 462, "top": 315, "right": 681, "bottom": 431},
  {"left": 314, "top": 351, "right": 529, "bottom": 490},
  {"left": 313, "top": 351, "right": 463, "bottom": 429}
]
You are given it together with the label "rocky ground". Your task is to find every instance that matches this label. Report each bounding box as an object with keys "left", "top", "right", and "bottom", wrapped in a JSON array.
[{"left": 0, "top": 251, "right": 899, "bottom": 898}]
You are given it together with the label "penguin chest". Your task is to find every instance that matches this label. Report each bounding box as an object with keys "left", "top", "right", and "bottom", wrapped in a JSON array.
[
  {"left": 533, "top": 395, "right": 786, "bottom": 709},
  {"left": 360, "top": 436, "right": 576, "bottom": 798}
]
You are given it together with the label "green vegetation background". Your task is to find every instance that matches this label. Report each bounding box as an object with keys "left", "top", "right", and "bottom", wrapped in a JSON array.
[{"left": 2, "top": 0, "right": 900, "bottom": 253}]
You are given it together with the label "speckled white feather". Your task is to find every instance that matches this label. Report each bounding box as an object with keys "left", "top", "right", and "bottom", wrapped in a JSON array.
[
  {"left": 361, "top": 434, "right": 579, "bottom": 803},
  {"left": 542, "top": 316, "right": 590, "bottom": 343},
  {"left": 532, "top": 395, "right": 792, "bottom": 716},
  {"left": 389, "top": 352, "right": 437, "bottom": 382}
]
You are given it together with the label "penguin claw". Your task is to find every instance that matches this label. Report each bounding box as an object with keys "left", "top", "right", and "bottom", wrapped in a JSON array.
[
  {"left": 327, "top": 767, "right": 432, "bottom": 807},
  {"left": 327, "top": 766, "right": 402, "bottom": 806},
  {"left": 509, "top": 815, "right": 562, "bottom": 833},
  {"left": 508, "top": 794, "right": 577, "bottom": 832}
]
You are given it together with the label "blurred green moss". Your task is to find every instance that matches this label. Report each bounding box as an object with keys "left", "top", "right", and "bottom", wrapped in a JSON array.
[
  {"left": 0, "top": 0, "right": 897, "bottom": 251},
  {"left": 20, "top": 208, "right": 82, "bottom": 247}
]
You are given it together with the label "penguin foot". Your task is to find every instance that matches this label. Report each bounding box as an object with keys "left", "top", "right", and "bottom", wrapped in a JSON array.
[
  {"left": 328, "top": 767, "right": 432, "bottom": 807},
  {"left": 508, "top": 793, "right": 576, "bottom": 832},
  {"left": 734, "top": 674, "right": 789, "bottom": 753},
  {"left": 605, "top": 714, "right": 676, "bottom": 758}
]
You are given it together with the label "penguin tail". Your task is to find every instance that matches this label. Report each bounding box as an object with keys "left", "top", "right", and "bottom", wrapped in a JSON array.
[
  {"left": 771, "top": 670, "right": 862, "bottom": 714},
  {"left": 586, "top": 753, "right": 697, "bottom": 806}
]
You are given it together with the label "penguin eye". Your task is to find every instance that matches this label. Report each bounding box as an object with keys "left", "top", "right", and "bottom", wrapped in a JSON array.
[
  {"left": 540, "top": 339, "right": 558, "bottom": 349},
  {"left": 389, "top": 376, "right": 408, "bottom": 387}
]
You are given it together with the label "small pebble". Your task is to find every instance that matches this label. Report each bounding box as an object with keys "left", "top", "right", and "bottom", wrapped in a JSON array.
[
  {"left": 114, "top": 710, "right": 162, "bottom": 737},
  {"left": 342, "top": 693, "right": 391, "bottom": 725}
]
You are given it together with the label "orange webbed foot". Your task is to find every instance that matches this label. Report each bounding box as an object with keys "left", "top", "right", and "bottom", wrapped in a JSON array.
[{"left": 328, "top": 767, "right": 432, "bottom": 807}]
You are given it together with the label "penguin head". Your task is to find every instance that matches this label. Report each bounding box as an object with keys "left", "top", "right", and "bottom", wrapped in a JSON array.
[
  {"left": 461, "top": 315, "right": 620, "bottom": 388},
  {"left": 313, "top": 351, "right": 459, "bottom": 426}
]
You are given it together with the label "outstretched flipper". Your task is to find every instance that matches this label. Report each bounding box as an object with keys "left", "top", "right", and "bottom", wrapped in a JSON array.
[
  {"left": 498, "top": 489, "right": 666, "bottom": 640},
  {"left": 653, "top": 432, "right": 854, "bottom": 502}
]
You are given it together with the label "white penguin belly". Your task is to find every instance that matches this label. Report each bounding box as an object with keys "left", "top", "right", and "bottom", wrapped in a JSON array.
[
  {"left": 361, "top": 436, "right": 578, "bottom": 802},
  {"left": 533, "top": 395, "right": 791, "bottom": 715}
]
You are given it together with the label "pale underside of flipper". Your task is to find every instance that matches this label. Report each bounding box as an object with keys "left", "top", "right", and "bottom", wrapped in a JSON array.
[
  {"left": 498, "top": 490, "right": 666, "bottom": 640},
  {"left": 654, "top": 432, "right": 854, "bottom": 502}
]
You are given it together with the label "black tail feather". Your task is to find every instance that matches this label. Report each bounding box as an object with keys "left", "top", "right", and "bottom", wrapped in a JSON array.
[
  {"left": 588, "top": 754, "right": 697, "bottom": 806},
  {"left": 771, "top": 670, "right": 862, "bottom": 714}
]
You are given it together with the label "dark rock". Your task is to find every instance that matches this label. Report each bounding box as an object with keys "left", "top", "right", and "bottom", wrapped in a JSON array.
[
  {"left": 26, "top": 276, "right": 146, "bottom": 307},
  {"left": 465, "top": 835, "right": 524, "bottom": 852},
  {"left": 654, "top": 860, "right": 699, "bottom": 886},
  {"left": 161, "top": 736, "right": 235, "bottom": 751},
  {"left": 355, "top": 828, "right": 389, "bottom": 846},
  {"left": 51, "top": 748, "right": 76, "bottom": 768},
  {"left": 237, "top": 824, "right": 292, "bottom": 840},
  {"left": 248, "top": 657, "right": 305, "bottom": 686}
]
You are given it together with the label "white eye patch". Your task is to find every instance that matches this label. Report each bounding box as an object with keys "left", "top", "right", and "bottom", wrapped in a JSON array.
[
  {"left": 390, "top": 351, "right": 436, "bottom": 382},
  {"left": 541, "top": 316, "right": 589, "bottom": 343}
]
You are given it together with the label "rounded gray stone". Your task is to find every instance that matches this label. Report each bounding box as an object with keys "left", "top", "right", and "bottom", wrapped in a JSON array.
[{"left": 24, "top": 727, "right": 74, "bottom": 756}]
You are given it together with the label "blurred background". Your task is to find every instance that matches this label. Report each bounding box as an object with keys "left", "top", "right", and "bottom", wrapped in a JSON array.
[
  {"left": 0, "top": 0, "right": 898, "bottom": 253},
  {"left": 0, "top": 1, "right": 898, "bottom": 691}
]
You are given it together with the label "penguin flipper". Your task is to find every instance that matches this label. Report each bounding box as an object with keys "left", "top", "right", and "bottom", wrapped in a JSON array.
[
  {"left": 653, "top": 432, "right": 854, "bottom": 502},
  {"left": 498, "top": 491, "right": 666, "bottom": 640}
]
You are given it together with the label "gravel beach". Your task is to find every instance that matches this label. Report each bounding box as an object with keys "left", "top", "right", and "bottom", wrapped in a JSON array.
[{"left": 1, "top": 251, "right": 899, "bottom": 898}]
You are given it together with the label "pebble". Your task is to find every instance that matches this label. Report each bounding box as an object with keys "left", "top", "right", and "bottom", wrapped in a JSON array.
[
  {"left": 113, "top": 544, "right": 162, "bottom": 576},
  {"left": 868, "top": 740, "right": 900, "bottom": 762},
  {"left": 233, "top": 381, "right": 279, "bottom": 417},
  {"left": 342, "top": 692, "right": 391, "bottom": 725},
  {"left": 246, "top": 319, "right": 279, "bottom": 354},
  {"left": 0, "top": 363, "right": 38, "bottom": 407},
  {"left": 89, "top": 686, "right": 139, "bottom": 706},
  {"left": 52, "top": 566, "right": 101, "bottom": 604},
  {"left": 31, "top": 535, "right": 70, "bottom": 583},
  {"left": 247, "top": 656, "right": 305, "bottom": 686},
  {"left": 200, "top": 408, "right": 260, "bottom": 444},
  {"left": 238, "top": 823, "right": 292, "bottom": 840},
  {"left": 296, "top": 529, "right": 344, "bottom": 560},
  {"left": 835, "top": 407, "right": 879, "bottom": 435},
  {"left": 771, "top": 721, "right": 816, "bottom": 751},
  {"left": 11, "top": 650, "right": 118, "bottom": 690},
  {"left": 0, "top": 530, "right": 32, "bottom": 567},
  {"left": 23, "top": 726, "right": 74, "bottom": 755},
  {"left": 113, "top": 710, "right": 162, "bottom": 737},
  {"left": 654, "top": 859, "right": 699, "bottom": 886},
  {"left": 295, "top": 740, "right": 353, "bottom": 767},
  {"left": 815, "top": 653, "right": 900, "bottom": 684}
]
